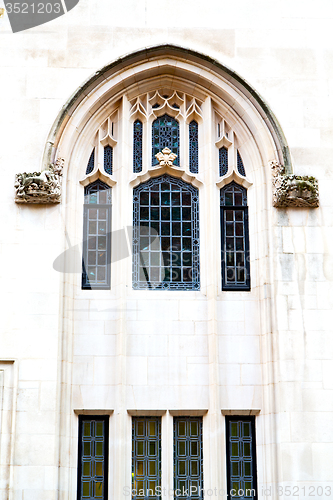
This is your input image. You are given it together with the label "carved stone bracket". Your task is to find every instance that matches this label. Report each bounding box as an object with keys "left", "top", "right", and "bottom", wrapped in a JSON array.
[
  {"left": 15, "top": 158, "right": 64, "bottom": 204},
  {"left": 271, "top": 161, "right": 319, "bottom": 208}
]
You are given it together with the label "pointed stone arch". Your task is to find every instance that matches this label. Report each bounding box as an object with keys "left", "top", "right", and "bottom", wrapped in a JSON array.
[{"left": 42, "top": 44, "right": 292, "bottom": 180}]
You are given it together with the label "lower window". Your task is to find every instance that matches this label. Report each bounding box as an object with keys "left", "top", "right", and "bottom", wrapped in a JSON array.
[
  {"left": 174, "top": 417, "right": 203, "bottom": 500},
  {"left": 225, "top": 416, "right": 257, "bottom": 499},
  {"left": 77, "top": 416, "right": 109, "bottom": 500},
  {"left": 132, "top": 416, "right": 161, "bottom": 500}
]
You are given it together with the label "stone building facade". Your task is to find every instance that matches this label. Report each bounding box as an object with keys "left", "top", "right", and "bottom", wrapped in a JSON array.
[{"left": 0, "top": 2, "right": 332, "bottom": 499}]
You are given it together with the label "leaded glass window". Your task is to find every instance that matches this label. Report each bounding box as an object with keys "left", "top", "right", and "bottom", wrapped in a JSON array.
[
  {"left": 133, "top": 120, "right": 143, "bottom": 173},
  {"left": 82, "top": 180, "right": 112, "bottom": 290},
  {"left": 132, "top": 417, "right": 161, "bottom": 500},
  {"left": 189, "top": 120, "right": 198, "bottom": 173},
  {"left": 104, "top": 146, "right": 113, "bottom": 175},
  {"left": 219, "top": 146, "right": 228, "bottom": 176},
  {"left": 86, "top": 149, "right": 95, "bottom": 175},
  {"left": 174, "top": 417, "right": 203, "bottom": 500},
  {"left": 220, "top": 182, "right": 250, "bottom": 291},
  {"left": 77, "top": 416, "right": 109, "bottom": 500},
  {"left": 226, "top": 417, "right": 257, "bottom": 500},
  {"left": 133, "top": 174, "right": 200, "bottom": 290},
  {"left": 237, "top": 151, "right": 246, "bottom": 176},
  {"left": 152, "top": 115, "right": 179, "bottom": 166}
]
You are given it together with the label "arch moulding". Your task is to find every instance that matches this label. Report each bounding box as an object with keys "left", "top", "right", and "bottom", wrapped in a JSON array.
[{"left": 42, "top": 44, "right": 292, "bottom": 178}]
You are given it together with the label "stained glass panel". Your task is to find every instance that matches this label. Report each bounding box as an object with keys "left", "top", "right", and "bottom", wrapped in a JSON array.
[
  {"left": 86, "top": 149, "right": 95, "bottom": 175},
  {"left": 104, "top": 146, "right": 113, "bottom": 175},
  {"left": 237, "top": 151, "right": 246, "bottom": 176},
  {"left": 189, "top": 120, "right": 198, "bottom": 173},
  {"left": 152, "top": 115, "right": 179, "bottom": 166},
  {"left": 219, "top": 146, "right": 228, "bottom": 176},
  {"left": 134, "top": 120, "right": 143, "bottom": 173}
]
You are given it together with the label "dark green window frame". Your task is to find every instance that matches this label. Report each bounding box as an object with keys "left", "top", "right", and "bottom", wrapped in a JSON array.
[
  {"left": 226, "top": 416, "right": 257, "bottom": 500},
  {"left": 132, "top": 416, "right": 161, "bottom": 500},
  {"left": 220, "top": 182, "right": 250, "bottom": 291},
  {"left": 173, "top": 417, "right": 203, "bottom": 500},
  {"left": 77, "top": 415, "right": 109, "bottom": 500},
  {"left": 82, "top": 180, "right": 112, "bottom": 290}
]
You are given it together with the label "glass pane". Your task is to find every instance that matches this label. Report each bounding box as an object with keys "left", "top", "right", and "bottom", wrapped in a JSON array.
[
  {"left": 178, "top": 441, "right": 186, "bottom": 456},
  {"left": 94, "top": 481, "right": 103, "bottom": 497},
  {"left": 96, "top": 422, "right": 103, "bottom": 437},
  {"left": 84, "top": 422, "right": 91, "bottom": 437},
  {"left": 82, "top": 481, "right": 90, "bottom": 497},
  {"left": 95, "top": 461, "right": 103, "bottom": 476},
  {"left": 83, "top": 462, "right": 90, "bottom": 476},
  {"left": 95, "top": 442, "right": 103, "bottom": 457}
]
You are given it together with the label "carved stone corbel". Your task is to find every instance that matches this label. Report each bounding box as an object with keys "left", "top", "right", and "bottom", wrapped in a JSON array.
[
  {"left": 15, "top": 158, "right": 64, "bottom": 204},
  {"left": 271, "top": 161, "right": 319, "bottom": 208}
]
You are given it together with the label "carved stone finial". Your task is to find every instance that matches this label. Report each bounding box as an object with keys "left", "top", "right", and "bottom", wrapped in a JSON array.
[
  {"left": 155, "top": 147, "right": 178, "bottom": 167},
  {"left": 270, "top": 160, "right": 319, "bottom": 208},
  {"left": 15, "top": 158, "right": 65, "bottom": 204}
]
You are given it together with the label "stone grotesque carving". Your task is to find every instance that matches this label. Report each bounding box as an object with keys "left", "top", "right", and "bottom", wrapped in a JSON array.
[
  {"left": 271, "top": 161, "right": 319, "bottom": 208},
  {"left": 15, "top": 158, "right": 64, "bottom": 204},
  {"left": 155, "top": 147, "right": 177, "bottom": 167}
]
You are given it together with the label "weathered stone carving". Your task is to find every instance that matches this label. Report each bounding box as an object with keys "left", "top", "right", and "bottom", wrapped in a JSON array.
[
  {"left": 15, "top": 158, "right": 64, "bottom": 204},
  {"left": 271, "top": 161, "right": 319, "bottom": 208},
  {"left": 155, "top": 147, "right": 177, "bottom": 167}
]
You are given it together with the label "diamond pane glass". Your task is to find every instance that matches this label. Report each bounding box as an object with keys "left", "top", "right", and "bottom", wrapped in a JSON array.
[
  {"left": 226, "top": 417, "right": 257, "bottom": 500},
  {"left": 189, "top": 120, "right": 198, "bottom": 173},
  {"left": 132, "top": 417, "right": 161, "bottom": 500},
  {"left": 220, "top": 182, "right": 250, "bottom": 291},
  {"left": 133, "top": 174, "right": 200, "bottom": 290},
  {"left": 78, "top": 417, "right": 108, "bottom": 500},
  {"left": 152, "top": 115, "right": 179, "bottom": 166},
  {"left": 82, "top": 180, "right": 111, "bottom": 290},
  {"left": 219, "top": 146, "right": 228, "bottom": 176},
  {"left": 237, "top": 151, "right": 246, "bottom": 176},
  {"left": 133, "top": 120, "right": 143, "bottom": 173},
  {"left": 174, "top": 417, "right": 203, "bottom": 500},
  {"left": 104, "top": 146, "right": 113, "bottom": 175},
  {"left": 86, "top": 149, "right": 95, "bottom": 175}
]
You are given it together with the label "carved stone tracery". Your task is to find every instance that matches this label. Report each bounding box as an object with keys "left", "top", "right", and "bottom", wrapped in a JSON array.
[
  {"left": 271, "top": 161, "right": 319, "bottom": 208},
  {"left": 15, "top": 158, "right": 64, "bottom": 204}
]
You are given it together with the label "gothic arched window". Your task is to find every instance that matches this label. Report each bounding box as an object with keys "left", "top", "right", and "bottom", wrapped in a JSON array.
[
  {"left": 133, "top": 174, "right": 199, "bottom": 290},
  {"left": 220, "top": 182, "right": 250, "bottom": 290},
  {"left": 82, "top": 180, "right": 112, "bottom": 290}
]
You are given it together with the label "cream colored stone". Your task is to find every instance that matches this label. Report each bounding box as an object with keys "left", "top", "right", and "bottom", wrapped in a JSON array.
[{"left": 1, "top": 5, "right": 333, "bottom": 497}]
